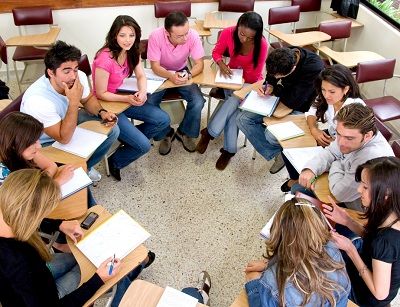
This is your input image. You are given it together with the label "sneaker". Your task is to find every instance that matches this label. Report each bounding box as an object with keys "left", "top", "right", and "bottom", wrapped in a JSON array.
[
  {"left": 197, "top": 271, "right": 211, "bottom": 306},
  {"left": 269, "top": 153, "right": 285, "bottom": 174},
  {"left": 159, "top": 128, "right": 175, "bottom": 155},
  {"left": 175, "top": 129, "right": 196, "bottom": 152},
  {"left": 88, "top": 168, "right": 102, "bottom": 182}
]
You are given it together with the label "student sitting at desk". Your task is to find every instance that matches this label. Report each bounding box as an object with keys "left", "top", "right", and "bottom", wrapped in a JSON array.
[
  {"left": 195, "top": 12, "right": 268, "bottom": 170},
  {"left": 0, "top": 169, "right": 153, "bottom": 307},
  {"left": 324, "top": 157, "right": 400, "bottom": 306},
  {"left": 236, "top": 47, "right": 324, "bottom": 174},
  {"left": 244, "top": 198, "right": 350, "bottom": 306},
  {"left": 295, "top": 104, "right": 394, "bottom": 210},
  {"left": 281, "top": 64, "right": 365, "bottom": 192},
  {"left": 20, "top": 41, "right": 119, "bottom": 183},
  {"left": 92, "top": 15, "right": 170, "bottom": 181},
  {"left": 147, "top": 11, "right": 205, "bottom": 155}
]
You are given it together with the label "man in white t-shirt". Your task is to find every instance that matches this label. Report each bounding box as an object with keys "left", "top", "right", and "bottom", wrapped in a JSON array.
[{"left": 20, "top": 41, "right": 119, "bottom": 181}]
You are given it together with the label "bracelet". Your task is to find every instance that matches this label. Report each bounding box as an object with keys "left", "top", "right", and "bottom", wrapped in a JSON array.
[
  {"left": 97, "top": 108, "right": 108, "bottom": 118},
  {"left": 310, "top": 175, "right": 318, "bottom": 185},
  {"left": 359, "top": 265, "right": 368, "bottom": 276}
]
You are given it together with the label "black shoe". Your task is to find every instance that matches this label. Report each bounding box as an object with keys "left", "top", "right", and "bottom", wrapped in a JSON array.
[
  {"left": 144, "top": 251, "right": 155, "bottom": 268},
  {"left": 107, "top": 158, "right": 121, "bottom": 181},
  {"left": 281, "top": 179, "right": 291, "bottom": 193}
]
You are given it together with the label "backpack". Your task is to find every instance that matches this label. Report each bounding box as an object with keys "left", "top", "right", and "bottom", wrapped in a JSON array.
[{"left": 0, "top": 79, "right": 10, "bottom": 99}]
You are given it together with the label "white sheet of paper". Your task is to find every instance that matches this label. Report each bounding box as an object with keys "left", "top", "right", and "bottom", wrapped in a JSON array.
[
  {"left": 60, "top": 167, "right": 92, "bottom": 199},
  {"left": 239, "top": 90, "right": 279, "bottom": 117},
  {"left": 156, "top": 286, "right": 198, "bottom": 307},
  {"left": 76, "top": 210, "right": 151, "bottom": 268},
  {"left": 282, "top": 146, "right": 325, "bottom": 173},
  {"left": 118, "top": 68, "right": 167, "bottom": 94},
  {"left": 52, "top": 127, "right": 107, "bottom": 159},
  {"left": 215, "top": 68, "right": 243, "bottom": 85},
  {"left": 267, "top": 121, "right": 305, "bottom": 141}
]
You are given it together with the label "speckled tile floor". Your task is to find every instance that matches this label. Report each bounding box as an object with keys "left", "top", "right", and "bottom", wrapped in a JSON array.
[{"left": 3, "top": 74, "right": 400, "bottom": 307}]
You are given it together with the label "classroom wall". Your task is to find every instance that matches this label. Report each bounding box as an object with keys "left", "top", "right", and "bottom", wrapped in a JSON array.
[{"left": 0, "top": 0, "right": 399, "bottom": 99}]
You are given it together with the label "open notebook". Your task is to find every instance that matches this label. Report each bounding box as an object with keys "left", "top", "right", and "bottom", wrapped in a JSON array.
[
  {"left": 282, "top": 146, "right": 325, "bottom": 173},
  {"left": 60, "top": 167, "right": 92, "bottom": 199},
  {"left": 267, "top": 121, "right": 305, "bottom": 141},
  {"left": 76, "top": 210, "right": 151, "bottom": 268},
  {"left": 215, "top": 68, "right": 243, "bottom": 85},
  {"left": 52, "top": 127, "right": 107, "bottom": 159},
  {"left": 156, "top": 286, "right": 198, "bottom": 307},
  {"left": 239, "top": 90, "right": 279, "bottom": 117},
  {"left": 118, "top": 68, "right": 167, "bottom": 94}
]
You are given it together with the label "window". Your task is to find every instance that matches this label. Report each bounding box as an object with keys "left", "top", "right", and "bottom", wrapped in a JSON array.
[{"left": 361, "top": 0, "right": 400, "bottom": 29}]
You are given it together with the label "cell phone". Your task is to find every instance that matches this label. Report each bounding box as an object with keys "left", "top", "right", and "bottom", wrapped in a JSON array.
[
  {"left": 178, "top": 71, "right": 187, "bottom": 78},
  {"left": 101, "top": 118, "right": 118, "bottom": 125},
  {"left": 80, "top": 212, "right": 99, "bottom": 230}
]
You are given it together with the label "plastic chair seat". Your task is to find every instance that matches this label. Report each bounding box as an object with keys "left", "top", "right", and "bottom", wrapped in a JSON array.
[
  {"left": 209, "top": 87, "right": 225, "bottom": 100},
  {"left": 365, "top": 96, "right": 400, "bottom": 122},
  {"left": 12, "top": 46, "right": 47, "bottom": 61}
]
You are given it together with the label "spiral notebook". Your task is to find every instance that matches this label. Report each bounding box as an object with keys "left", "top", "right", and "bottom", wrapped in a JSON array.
[
  {"left": 267, "top": 121, "right": 305, "bottom": 141},
  {"left": 239, "top": 90, "right": 279, "bottom": 117},
  {"left": 60, "top": 167, "right": 92, "bottom": 199}
]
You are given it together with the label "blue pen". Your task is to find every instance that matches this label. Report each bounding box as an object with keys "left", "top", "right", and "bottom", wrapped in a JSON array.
[{"left": 109, "top": 254, "right": 115, "bottom": 275}]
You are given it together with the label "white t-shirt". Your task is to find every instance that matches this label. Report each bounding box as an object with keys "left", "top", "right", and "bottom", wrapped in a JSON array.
[
  {"left": 20, "top": 70, "right": 90, "bottom": 143},
  {"left": 305, "top": 97, "right": 365, "bottom": 136}
]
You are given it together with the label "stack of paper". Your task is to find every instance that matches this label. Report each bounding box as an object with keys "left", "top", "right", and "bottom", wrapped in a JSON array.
[
  {"left": 60, "top": 167, "right": 92, "bottom": 199},
  {"left": 267, "top": 121, "right": 305, "bottom": 141},
  {"left": 118, "top": 68, "right": 167, "bottom": 94},
  {"left": 215, "top": 68, "right": 243, "bottom": 85},
  {"left": 282, "top": 146, "right": 325, "bottom": 173},
  {"left": 52, "top": 127, "right": 108, "bottom": 159},
  {"left": 239, "top": 90, "right": 279, "bottom": 117},
  {"left": 76, "top": 210, "right": 151, "bottom": 268},
  {"left": 156, "top": 286, "right": 198, "bottom": 307}
]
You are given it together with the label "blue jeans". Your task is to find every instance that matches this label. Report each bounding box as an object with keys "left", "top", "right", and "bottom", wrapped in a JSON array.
[
  {"left": 47, "top": 253, "right": 81, "bottom": 298},
  {"left": 236, "top": 111, "right": 282, "bottom": 161},
  {"left": 290, "top": 183, "right": 316, "bottom": 197},
  {"left": 109, "top": 103, "right": 170, "bottom": 169},
  {"left": 208, "top": 89, "right": 240, "bottom": 153},
  {"left": 182, "top": 287, "right": 204, "bottom": 303},
  {"left": 147, "top": 84, "right": 205, "bottom": 138},
  {"left": 77, "top": 110, "right": 120, "bottom": 169}
]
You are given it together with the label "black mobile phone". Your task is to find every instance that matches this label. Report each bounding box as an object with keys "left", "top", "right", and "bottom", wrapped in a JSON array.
[{"left": 80, "top": 212, "right": 99, "bottom": 230}]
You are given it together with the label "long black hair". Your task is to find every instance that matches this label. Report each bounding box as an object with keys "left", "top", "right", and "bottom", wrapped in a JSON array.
[
  {"left": 233, "top": 11, "right": 264, "bottom": 69},
  {"left": 97, "top": 15, "right": 142, "bottom": 77},
  {"left": 313, "top": 64, "right": 360, "bottom": 122}
]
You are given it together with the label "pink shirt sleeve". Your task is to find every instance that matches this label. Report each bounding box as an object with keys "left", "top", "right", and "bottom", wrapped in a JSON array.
[
  {"left": 188, "top": 30, "right": 205, "bottom": 60},
  {"left": 147, "top": 30, "right": 162, "bottom": 63},
  {"left": 212, "top": 27, "right": 233, "bottom": 63}
]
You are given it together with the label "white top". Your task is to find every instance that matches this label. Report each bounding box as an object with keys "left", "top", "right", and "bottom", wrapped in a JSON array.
[
  {"left": 20, "top": 70, "right": 90, "bottom": 143},
  {"left": 305, "top": 97, "right": 365, "bottom": 137}
]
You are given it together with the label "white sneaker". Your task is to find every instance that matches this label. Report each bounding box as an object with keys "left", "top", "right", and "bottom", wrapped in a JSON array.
[{"left": 88, "top": 168, "right": 102, "bottom": 182}]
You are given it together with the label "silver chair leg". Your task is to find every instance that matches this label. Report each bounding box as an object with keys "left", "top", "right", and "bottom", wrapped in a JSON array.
[
  {"left": 104, "top": 285, "right": 118, "bottom": 307},
  {"left": 207, "top": 96, "right": 212, "bottom": 124},
  {"left": 13, "top": 61, "right": 22, "bottom": 93},
  {"left": 104, "top": 155, "right": 110, "bottom": 176}
]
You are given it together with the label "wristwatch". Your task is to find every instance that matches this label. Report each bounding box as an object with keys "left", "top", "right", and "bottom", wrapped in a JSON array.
[{"left": 97, "top": 108, "right": 108, "bottom": 118}]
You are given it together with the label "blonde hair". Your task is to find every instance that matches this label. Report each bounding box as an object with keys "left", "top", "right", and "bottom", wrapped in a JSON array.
[
  {"left": 265, "top": 198, "right": 346, "bottom": 306},
  {"left": 0, "top": 169, "right": 60, "bottom": 261}
]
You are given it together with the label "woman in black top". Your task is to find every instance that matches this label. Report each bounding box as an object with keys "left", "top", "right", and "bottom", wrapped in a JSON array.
[
  {"left": 323, "top": 157, "right": 400, "bottom": 306},
  {"left": 0, "top": 169, "right": 120, "bottom": 306}
]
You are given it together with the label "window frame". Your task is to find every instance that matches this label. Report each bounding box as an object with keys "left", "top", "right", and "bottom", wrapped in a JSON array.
[{"left": 360, "top": 0, "right": 400, "bottom": 30}]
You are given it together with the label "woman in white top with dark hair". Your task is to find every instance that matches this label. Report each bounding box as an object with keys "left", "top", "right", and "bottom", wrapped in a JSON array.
[{"left": 281, "top": 64, "right": 365, "bottom": 192}]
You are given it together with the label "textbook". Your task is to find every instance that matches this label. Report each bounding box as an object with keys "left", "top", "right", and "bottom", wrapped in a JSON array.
[
  {"left": 239, "top": 90, "right": 279, "bottom": 117},
  {"left": 215, "top": 68, "right": 243, "bottom": 85},
  {"left": 52, "top": 127, "right": 108, "bottom": 159},
  {"left": 156, "top": 286, "right": 198, "bottom": 307},
  {"left": 267, "top": 121, "right": 305, "bottom": 141},
  {"left": 118, "top": 68, "right": 167, "bottom": 94},
  {"left": 60, "top": 167, "right": 92, "bottom": 199},
  {"left": 76, "top": 210, "right": 151, "bottom": 268},
  {"left": 282, "top": 146, "right": 325, "bottom": 173}
]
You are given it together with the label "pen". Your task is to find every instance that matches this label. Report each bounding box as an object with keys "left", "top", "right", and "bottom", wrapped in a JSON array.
[
  {"left": 109, "top": 254, "right": 115, "bottom": 275},
  {"left": 310, "top": 175, "right": 318, "bottom": 185},
  {"left": 263, "top": 81, "right": 268, "bottom": 94}
]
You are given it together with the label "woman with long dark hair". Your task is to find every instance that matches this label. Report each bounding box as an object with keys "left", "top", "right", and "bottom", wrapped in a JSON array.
[
  {"left": 196, "top": 11, "right": 268, "bottom": 170},
  {"left": 93, "top": 15, "right": 170, "bottom": 181},
  {"left": 324, "top": 157, "right": 400, "bottom": 306}
]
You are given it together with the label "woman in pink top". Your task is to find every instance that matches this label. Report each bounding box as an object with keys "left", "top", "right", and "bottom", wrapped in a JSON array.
[
  {"left": 196, "top": 12, "right": 268, "bottom": 170},
  {"left": 93, "top": 15, "right": 170, "bottom": 181}
]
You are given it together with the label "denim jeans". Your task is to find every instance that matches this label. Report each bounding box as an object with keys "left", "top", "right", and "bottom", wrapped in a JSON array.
[
  {"left": 47, "top": 253, "right": 80, "bottom": 298},
  {"left": 108, "top": 103, "right": 170, "bottom": 169},
  {"left": 290, "top": 183, "right": 316, "bottom": 197},
  {"left": 77, "top": 109, "right": 120, "bottom": 169},
  {"left": 147, "top": 84, "right": 205, "bottom": 138},
  {"left": 182, "top": 287, "right": 204, "bottom": 303},
  {"left": 207, "top": 89, "right": 240, "bottom": 154}
]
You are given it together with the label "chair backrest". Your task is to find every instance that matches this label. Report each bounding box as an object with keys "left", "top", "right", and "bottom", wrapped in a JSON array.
[
  {"left": 375, "top": 117, "right": 392, "bottom": 141},
  {"left": 12, "top": 6, "right": 53, "bottom": 26},
  {"left": 318, "top": 20, "right": 352, "bottom": 40},
  {"left": 218, "top": 0, "right": 255, "bottom": 13},
  {"left": 0, "top": 93, "right": 24, "bottom": 121},
  {"left": 356, "top": 58, "right": 396, "bottom": 84},
  {"left": 291, "top": 0, "right": 321, "bottom": 12},
  {"left": 268, "top": 5, "right": 300, "bottom": 26},
  {"left": 0, "top": 36, "right": 7, "bottom": 65},
  {"left": 78, "top": 54, "right": 92, "bottom": 77},
  {"left": 154, "top": 0, "right": 191, "bottom": 18},
  {"left": 139, "top": 40, "right": 148, "bottom": 60},
  {"left": 392, "top": 140, "right": 400, "bottom": 158}
]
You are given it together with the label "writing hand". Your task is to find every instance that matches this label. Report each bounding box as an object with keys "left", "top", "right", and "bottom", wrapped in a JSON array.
[
  {"left": 217, "top": 61, "right": 232, "bottom": 78},
  {"left": 54, "top": 164, "right": 76, "bottom": 186},
  {"left": 96, "top": 257, "right": 121, "bottom": 282}
]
